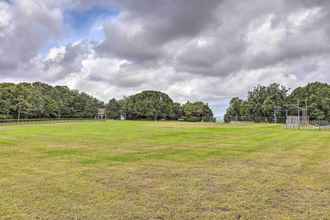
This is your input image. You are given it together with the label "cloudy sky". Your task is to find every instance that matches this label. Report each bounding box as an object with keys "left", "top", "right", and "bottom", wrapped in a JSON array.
[{"left": 1, "top": 0, "right": 330, "bottom": 116}]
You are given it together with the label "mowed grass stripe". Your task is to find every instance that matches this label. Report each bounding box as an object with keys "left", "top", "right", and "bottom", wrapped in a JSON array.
[{"left": 1, "top": 121, "right": 330, "bottom": 219}]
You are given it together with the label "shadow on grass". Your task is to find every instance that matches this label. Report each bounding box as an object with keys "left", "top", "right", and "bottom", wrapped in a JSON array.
[{"left": 79, "top": 147, "right": 243, "bottom": 166}]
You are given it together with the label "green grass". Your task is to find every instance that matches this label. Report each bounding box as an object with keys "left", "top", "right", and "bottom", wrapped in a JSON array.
[{"left": 1, "top": 121, "right": 330, "bottom": 219}]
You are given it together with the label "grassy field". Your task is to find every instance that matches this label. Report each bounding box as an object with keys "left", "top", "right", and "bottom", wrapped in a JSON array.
[{"left": 1, "top": 121, "right": 330, "bottom": 219}]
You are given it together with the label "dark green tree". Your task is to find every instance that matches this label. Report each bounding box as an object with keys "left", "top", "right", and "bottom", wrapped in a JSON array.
[
  {"left": 288, "top": 82, "right": 330, "bottom": 121},
  {"left": 225, "top": 83, "right": 288, "bottom": 122},
  {"left": 120, "top": 91, "right": 176, "bottom": 120},
  {"left": 182, "top": 102, "right": 214, "bottom": 122},
  {"left": 0, "top": 82, "right": 100, "bottom": 120},
  {"left": 106, "top": 98, "right": 121, "bottom": 119}
]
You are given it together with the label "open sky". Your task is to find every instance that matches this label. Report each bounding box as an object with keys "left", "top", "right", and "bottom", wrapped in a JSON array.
[{"left": 1, "top": 0, "right": 330, "bottom": 117}]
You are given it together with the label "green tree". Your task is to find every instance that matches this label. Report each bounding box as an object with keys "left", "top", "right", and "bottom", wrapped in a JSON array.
[
  {"left": 225, "top": 83, "right": 288, "bottom": 122},
  {"left": 182, "top": 102, "right": 214, "bottom": 122},
  {"left": 106, "top": 98, "right": 121, "bottom": 119},
  {"left": 0, "top": 82, "right": 101, "bottom": 120},
  {"left": 120, "top": 91, "right": 176, "bottom": 120},
  {"left": 288, "top": 82, "right": 330, "bottom": 121}
]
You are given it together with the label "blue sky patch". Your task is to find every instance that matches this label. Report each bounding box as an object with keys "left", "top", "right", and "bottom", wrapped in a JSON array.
[
  {"left": 64, "top": 6, "right": 119, "bottom": 43},
  {"left": 64, "top": 7, "right": 119, "bottom": 33},
  {"left": 41, "top": 6, "right": 119, "bottom": 56}
]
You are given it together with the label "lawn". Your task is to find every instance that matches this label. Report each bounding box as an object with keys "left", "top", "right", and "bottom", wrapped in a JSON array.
[{"left": 0, "top": 121, "right": 330, "bottom": 219}]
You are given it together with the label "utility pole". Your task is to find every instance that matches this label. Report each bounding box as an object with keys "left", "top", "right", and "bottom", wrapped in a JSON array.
[
  {"left": 286, "top": 109, "right": 288, "bottom": 119},
  {"left": 17, "top": 104, "right": 21, "bottom": 121},
  {"left": 297, "top": 99, "right": 300, "bottom": 128},
  {"left": 17, "top": 97, "right": 23, "bottom": 122},
  {"left": 273, "top": 106, "right": 281, "bottom": 124},
  {"left": 305, "top": 98, "right": 308, "bottom": 116}
]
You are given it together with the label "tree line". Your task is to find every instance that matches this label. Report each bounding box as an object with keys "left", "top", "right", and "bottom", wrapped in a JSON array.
[
  {"left": 0, "top": 82, "right": 214, "bottom": 122},
  {"left": 0, "top": 82, "right": 102, "bottom": 120},
  {"left": 106, "top": 91, "right": 214, "bottom": 122},
  {"left": 224, "top": 82, "right": 330, "bottom": 123}
]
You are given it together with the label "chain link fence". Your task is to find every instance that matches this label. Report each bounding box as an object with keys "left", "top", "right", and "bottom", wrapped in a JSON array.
[
  {"left": 0, "top": 118, "right": 100, "bottom": 126},
  {"left": 226, "top": 116, "right": 287, "bottom": 124},
  {"left": 310, "top": 120, "right": 330, "bottom": 129}
]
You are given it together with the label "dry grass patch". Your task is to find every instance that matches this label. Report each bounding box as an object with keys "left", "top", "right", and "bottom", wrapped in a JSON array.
[{"left": 0, "top": 121, "right": 330, "bottom": 219}]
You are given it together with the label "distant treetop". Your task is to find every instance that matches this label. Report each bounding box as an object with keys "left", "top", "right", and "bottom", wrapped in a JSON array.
[{"left": 0, "top": 82, "right": 215, "bottom": 122}]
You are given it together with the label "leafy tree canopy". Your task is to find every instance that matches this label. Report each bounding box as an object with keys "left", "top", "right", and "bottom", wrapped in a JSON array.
[
  {"left": 0, "top": 82, "right": 101, "bottom": 119},
  {"left": 0, "top": 83, "right": 214, "bottom": 122},
  {"left": 224, "top": 82, "right": 330, "bottom": 122}
]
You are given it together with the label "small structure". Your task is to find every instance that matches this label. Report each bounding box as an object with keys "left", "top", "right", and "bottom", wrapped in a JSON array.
[
  {"left": 96, "top": 108, "right": 106, "bottom": 120},
  {"left": 310, "top": 120, "right": 330, "bottom": 130},
  {"left": 282, "top": 99, "right": 310, "bottom": 129},
  {"left": 286, "top": 115, "right": 309, "bottom": 129}
]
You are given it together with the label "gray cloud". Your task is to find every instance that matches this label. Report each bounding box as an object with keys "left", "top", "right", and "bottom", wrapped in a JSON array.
[
  {"left": 0, "top": 0, "right": 63, "bottom": 77},
  {"left": 97, "top": 0, "right": 221, "bottom": 62},
  {"left": 1, "top": 0, "right": 330, "bottom": 116},
  {"left": 42, "top": 41, "right": 93, "bottom": 81},
  {"left": 95, "top": 0, "right": 330, "bottom": 81}
]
